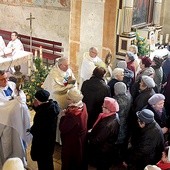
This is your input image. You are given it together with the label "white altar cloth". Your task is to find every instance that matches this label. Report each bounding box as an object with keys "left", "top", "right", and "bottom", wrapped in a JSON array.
[
  {"left": 0, "top": 50, "right": 33, "bottom": 75},
  {"left": 150, "top": 48, "right": 169, "bottom": 60}
]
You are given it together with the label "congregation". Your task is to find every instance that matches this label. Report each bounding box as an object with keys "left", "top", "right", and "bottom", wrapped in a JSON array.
[{"left": 1, "top": 32, "right": 170, "bottom": 170}]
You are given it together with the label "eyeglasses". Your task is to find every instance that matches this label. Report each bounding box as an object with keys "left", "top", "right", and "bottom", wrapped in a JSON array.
[{"left": 102, "top": 106, "right": 108, "bottom": 109}]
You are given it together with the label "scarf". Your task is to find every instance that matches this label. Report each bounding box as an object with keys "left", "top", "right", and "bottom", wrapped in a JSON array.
[
  {"left": 157, "top": 161, "right": 170, "bottom": 170},
  {"left": 92, "top": 112, "right": 115, "bottom": 128}
]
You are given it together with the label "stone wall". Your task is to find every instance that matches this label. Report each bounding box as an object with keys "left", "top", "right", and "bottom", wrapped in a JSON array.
[
  {"left": 0, "top": 4, "right": 70, "bottom": 57},
  {"left": 162, "top": 0, "right": 170, "bottom": 35}
]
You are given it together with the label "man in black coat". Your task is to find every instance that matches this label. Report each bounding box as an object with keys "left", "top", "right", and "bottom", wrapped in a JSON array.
[
  {"left": 29, "top": 89, "right": 60, "bottom": 170},
  {"left": 124, "top": 109, "right": 164, "bottom": 170}
]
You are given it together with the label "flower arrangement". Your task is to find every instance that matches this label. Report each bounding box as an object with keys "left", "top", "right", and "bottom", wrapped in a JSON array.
[
  {"left": 135, "top": 32, "right": 150, "bottom": 57},
  {"left": 23, "top": 57, "right": 51, "bottom": 109}
]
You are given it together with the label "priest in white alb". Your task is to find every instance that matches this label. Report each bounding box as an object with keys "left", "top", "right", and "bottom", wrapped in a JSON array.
[
  {"left": 0, "top": 70, "right": 31, "bottom": 168},
  {"left": 79, "top": 47, "right": 106, "bottom": 89}
]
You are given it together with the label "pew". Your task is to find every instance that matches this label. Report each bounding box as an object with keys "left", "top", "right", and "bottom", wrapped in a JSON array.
[{"left": 0, "top": 29, "right": 63, "bottom": 66}]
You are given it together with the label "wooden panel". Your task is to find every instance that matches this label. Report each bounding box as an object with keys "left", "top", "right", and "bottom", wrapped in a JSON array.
[
  {"left": 0, "top": 29, "right": 63, "bottom": 67},
  {"left": 102, "top": 0, "right": 117, "bottom": 59}
]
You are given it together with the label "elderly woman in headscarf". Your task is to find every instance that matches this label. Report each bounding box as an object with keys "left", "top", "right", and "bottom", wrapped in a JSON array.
[
  {"left": 59, "top": 88, "right": 88, "bottom": 170},
  {"left": 113, "top": 82, "right": 132, "bottom": 163},
  {"left": 145, "top": 93, "right": 169, "bottom": 136},
  {"left": 88, "top": 97, "right": 120, "bottom": 170},
  {"left": 129, "top": 75, "right": 156, "bottom": 140},
  {"left": 116, "top": 61, "right": 134, "bottom": 90}
]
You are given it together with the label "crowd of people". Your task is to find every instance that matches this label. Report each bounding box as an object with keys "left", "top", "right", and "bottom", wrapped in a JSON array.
[
  {"left": 33, "top": 45, "right": 170, "bottom": 170},
  {"left": 1, "top": 33, "right": 170, "bottom": 170}
]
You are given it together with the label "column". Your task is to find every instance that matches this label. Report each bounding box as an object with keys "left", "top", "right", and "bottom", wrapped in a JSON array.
[
  {"left": 153, "top": 0, "right": 162, "bottom": 26},
  {"left": 117, "top": 0, "right": 136, "bottom": 56},
  {"left": 153, "top": 0, "right": 163, "bottom": 44},
  {"left": 123, "top": 0, "right": 134, "bottom": 34}
]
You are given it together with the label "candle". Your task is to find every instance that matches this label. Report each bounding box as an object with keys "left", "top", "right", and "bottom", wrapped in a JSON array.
[
  {"left": 39, "top": 46, "right": 43, "bottom": 59},
  {"left": 28, "top": 55, "right": 31, "bottom": 76},
  {"left": 165, "top": 34, "right": 169, "bottom": 44},
  {"left": 34, "top": 49, "right": 37, "bottom": 58},
  {"left": 159, "top": 34, "right": 163, "bottom": 44},
  {"left": 125, "top": 0, "right": 133, "bottom": 7}
]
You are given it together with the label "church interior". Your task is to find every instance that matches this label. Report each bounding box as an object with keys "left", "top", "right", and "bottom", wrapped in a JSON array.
[
  {"left": 0, "top": 0, "right": 170, "bottom": 169},
  {"left": 0, "top": 0, "right": 169, "bottom": 78}
]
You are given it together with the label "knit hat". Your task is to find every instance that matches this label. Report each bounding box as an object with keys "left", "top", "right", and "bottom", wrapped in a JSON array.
[
  {"left": 144, "top": 165, "right": 161, "bottom": 170},
  {"left": 103, "top": 97, "right": 119, "bottom": 112},
  {"left": 136, "top": 109, "right": 154, "bottom": 124},
  {"left": 117, "top": 61, "right": 127, "bottom": 69},
  {"left": 152, "top": 56, "right": 163, "bottom": 68},
  {"left": 141, "top": 75, "right": 155, "bottom": 88},
  {"left": 142, "top": 67, "right": 155, "bottom": 77},
  {"left": 93, "top": 66, "right": 106, "bottom": 79},
  {"left": 67, "top": 88, "right": 83, "bottom": 103},
  {"left": 35, "top": 89, "right": 50, "bottom": 102},
  {"left": 126, "top": 51, "right": 135, "bottom": 61},
  {"left": 114, "top": 82, "right": 127, "bottom": 95},
  {"left": 141, "top": 56, "right": 152, "bottom": 67},
  {"left": 148, "top": 93, "right": 165, "bottom": 105},
  {"left": 2, "top": 157, "right": 25, "bottom": 170}
]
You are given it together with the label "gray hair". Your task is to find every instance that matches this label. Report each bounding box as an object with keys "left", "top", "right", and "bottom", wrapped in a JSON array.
[
  {"left": 112, "top": 68, "right": 124, "bottom": 78},
  {"left": 56, "top": 57, "right": 68, "bottom": 66},
  {"left": 129, "top": 44, "right": 138, "bottom": 54},
  {"left": 89, "top": 47, "right": 98, "bottom": 53}
]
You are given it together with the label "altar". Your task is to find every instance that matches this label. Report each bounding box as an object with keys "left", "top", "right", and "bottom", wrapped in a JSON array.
[
  {"left": 0, "top": 50, "right": 33, "bottom": 75},
  {"left": 150, "top": 48, "right": 169, "bottom": 60}
]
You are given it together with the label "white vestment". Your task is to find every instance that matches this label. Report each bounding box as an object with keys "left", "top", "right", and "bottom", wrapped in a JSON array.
[
  {"left": 7, "top": 38, "right": 24, "bottom": 52},
  {"left": 0, "top": 82, "right": 31, "bottom": 168},
  {"left": 43, "top": 64, "right": 77, "bottom": 109},
  {"left": 0, "top": 36, "right": 6, "bottom": 50},
  {"left": 0, "top": 81, "right": 26, "bottom": 103},
  {"left": 79, "top": 52, "right": 105, "bottom": 88},
  {"left": 43, "top": 64, "right": 77, "bottom": 144}
]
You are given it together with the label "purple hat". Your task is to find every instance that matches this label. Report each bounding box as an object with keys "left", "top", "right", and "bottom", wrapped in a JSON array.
[{"left": 148, "top": 93, "right": 165, "bottom": 105}]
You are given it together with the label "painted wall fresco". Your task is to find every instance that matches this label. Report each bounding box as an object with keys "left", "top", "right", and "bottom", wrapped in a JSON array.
[{"left": 0, "top": 0, "right": 70, "bottom": 9}]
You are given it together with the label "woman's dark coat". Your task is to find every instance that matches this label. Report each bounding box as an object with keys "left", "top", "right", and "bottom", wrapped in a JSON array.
[{"left": 30, "top": 99, "right": 59, "bottom": 161}]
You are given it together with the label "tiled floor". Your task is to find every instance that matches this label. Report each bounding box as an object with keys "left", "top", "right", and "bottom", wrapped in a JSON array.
[
  {"left": 26, "top": 142, "right": 62, "bottom": 170},
  {"left": 27, "top": 110, "right": 96, "bottom": 170},
  {"left": 27, "top": 111, "right": 126, "bottom": 170},
  {"left": 27, "top": 142, "right": 98, "bottom": 170},
  {"left": 27, "top": 110, "right": 62, "bottom": 170}
]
